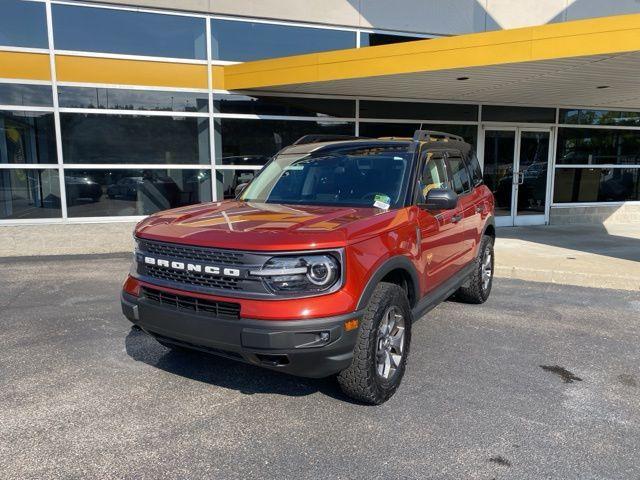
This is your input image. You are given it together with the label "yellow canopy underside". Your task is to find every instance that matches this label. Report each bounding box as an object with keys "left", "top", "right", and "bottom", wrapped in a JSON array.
[{"left": 219, "top": 13, "right": 640, "bottom": 109}]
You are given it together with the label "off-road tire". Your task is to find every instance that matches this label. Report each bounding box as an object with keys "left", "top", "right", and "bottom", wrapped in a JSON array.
[
  {"left": 337, "top": 282, "right": 412, "bottom": 405},
  {"left": 454, "top": 235, "right": 494, "bottom": 304}
]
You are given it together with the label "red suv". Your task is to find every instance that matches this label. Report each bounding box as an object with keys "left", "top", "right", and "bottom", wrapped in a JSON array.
[{"left": 121, "top": 130, "right": 495, "bottom": 404}]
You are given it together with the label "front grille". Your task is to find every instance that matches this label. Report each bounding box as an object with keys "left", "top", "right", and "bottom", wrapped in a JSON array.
[
  {"left": 137, "top": 239, "right": 245, "bottom": 265},
  {"left": 145, "top": 265, "right": 242, "bottom": 291},
  {"left": 142, "top": 286, "right": 241, "bottom": 320}
]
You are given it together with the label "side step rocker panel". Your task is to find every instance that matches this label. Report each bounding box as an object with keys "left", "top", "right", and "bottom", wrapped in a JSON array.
[{"left": 411, "top": 263, "right": 475, "bottom": 321}]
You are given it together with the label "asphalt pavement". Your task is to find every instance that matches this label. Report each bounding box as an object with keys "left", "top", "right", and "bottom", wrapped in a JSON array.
[{"left": 1, "top": 255, "right": 639, "bottom": 479}]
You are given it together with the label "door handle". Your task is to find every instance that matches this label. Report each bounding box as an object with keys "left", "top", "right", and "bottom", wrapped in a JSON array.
[{"left": 451, "top": 213, "right": 463, "bottom": 223}]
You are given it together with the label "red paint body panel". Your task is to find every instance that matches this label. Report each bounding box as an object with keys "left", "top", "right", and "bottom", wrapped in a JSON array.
[{"left": 131, "top": 187, "right": 494, "bottom": 321}]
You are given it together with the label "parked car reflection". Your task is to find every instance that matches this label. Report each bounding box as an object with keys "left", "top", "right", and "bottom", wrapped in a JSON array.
[
  {"left": 65, "top": 175, "right": 102, "bottom": 205},
  {"left": 106, "top": 176, "right": 143, "bottom": 200}
]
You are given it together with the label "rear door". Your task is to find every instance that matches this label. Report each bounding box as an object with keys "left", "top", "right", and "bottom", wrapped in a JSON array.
[
  {"left": 415, "top": 150, "right": 464, "bottom": 291},
  {"left": 444, "top": 150, "right": 477, "bottom": 268}
]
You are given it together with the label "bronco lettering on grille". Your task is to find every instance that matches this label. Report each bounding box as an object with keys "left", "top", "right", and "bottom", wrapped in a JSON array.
[{"left": 143, "top": 256, "right": 241, "bottom": 277}]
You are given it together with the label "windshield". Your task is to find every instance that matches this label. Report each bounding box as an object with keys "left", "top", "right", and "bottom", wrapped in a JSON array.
[{"left": 240, "top": 146, "right": 412, "bottom": 208}]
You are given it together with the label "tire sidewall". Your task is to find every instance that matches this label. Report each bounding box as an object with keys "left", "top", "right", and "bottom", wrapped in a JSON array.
[
  {"left": 479, "top": 236, "right": 495, "bottom": 301},
  {"left": 366, "top": 285, "right": 413, "bottom": 400}
]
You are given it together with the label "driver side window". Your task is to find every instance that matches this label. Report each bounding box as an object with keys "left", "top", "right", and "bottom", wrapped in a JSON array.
[{"left": 417, "top": 151, "right": 449, "bottom": 203}]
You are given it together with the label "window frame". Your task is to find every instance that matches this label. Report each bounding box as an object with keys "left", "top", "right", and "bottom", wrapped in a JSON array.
[{"left": 413, "top": 149, "right": 448, "bottom": 205}]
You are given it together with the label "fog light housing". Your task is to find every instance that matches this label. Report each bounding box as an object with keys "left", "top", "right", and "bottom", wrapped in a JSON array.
[{"left": 295, "top": 330, "right": 332, "bottom": 348}]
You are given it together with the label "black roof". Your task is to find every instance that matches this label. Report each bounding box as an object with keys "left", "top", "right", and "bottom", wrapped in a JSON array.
[{"left": 281, "top": 130, "right": 471, "bottom": 156}]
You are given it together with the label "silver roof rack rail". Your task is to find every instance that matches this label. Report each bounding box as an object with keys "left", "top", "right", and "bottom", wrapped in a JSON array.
[{"left": 412, "top": 130, "right": 464, "bottom": 143}]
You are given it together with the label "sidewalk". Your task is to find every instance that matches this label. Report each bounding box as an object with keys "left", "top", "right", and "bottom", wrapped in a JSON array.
[
  {"left": 1, "top": 222, "right": 639, "bottom": 291},
  {"left": 494, "top": 224, "right": 640, "bottom": 291}
]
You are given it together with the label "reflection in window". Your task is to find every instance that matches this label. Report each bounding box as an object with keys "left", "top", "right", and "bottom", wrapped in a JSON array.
[
  {"left": 213, "top": 94, "right": 355, "bottom": 118},
  {"left": 557, "top": 128, "right": 640, "bottom": 165},
  {"left": 554, "top": 168, "right": 640, "bottom": 203},
  {"left": 482, "top": 105, "right": 555, "bottom": 123},
  {"left": 0, "top": 169, "right": 61, "bottom": 219},
  {"left": 359, "top": 100, "right": 477, "bottom": 121},
  {"left": 447, "top": 155, "right": 471, "bottom": 194},
  {"left": 52, "top": 5, "right": 206, "bottom": 59},
  {"left": 216, "top": 169, "right": 259, "bottom": 200},
  {"left": 64, "top": 169, "right": 211, "bottom": 217},
  {"left": 358, "top": 122, "right": 477, "bottom": 148},
  {"left": 360, "top": 32, "right": 427, "bottom": 47},
  {"left": 214, "top": 118, "right": 355, "bottom": 165},
  {"left": 58, "top": 87, "right": 208, "bottom": 112},
  {"left": 0, "top": 84, "right": 53, "bottom": 107},
  {"left": 211, "top": 19, "right": 356, "bottom": 61},
  {"left": 559, "top": 109, "right": 640, "bottom": 126},
  {"left": 1, "top": 111, "right": 57, "bottom": 164},
  {"left": 60, "top": 114, "right": 210, "bottom": 164},
  {"left": 0, "top": 0, "right": 48, "bottom": 48}
]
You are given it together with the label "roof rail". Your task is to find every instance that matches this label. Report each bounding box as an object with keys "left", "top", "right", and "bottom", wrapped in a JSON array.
[
  {"left": 292, "top": 134, "right": 366, "bottom": 145},
  {"left": 412, "top": 130, "right": 464, "bottom": 143}
]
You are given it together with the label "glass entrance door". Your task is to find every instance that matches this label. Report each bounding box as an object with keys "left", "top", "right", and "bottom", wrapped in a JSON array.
[{"left": 482, "top": 128, "right": 552, "bottom": 226}]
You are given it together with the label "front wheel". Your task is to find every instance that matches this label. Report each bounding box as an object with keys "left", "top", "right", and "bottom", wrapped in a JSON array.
[
  {"left": 337, "top": 282, "right": 412, "bottom": 405},
  {"left": 454, "top": 234, "right": 494, "bottom": 304}
]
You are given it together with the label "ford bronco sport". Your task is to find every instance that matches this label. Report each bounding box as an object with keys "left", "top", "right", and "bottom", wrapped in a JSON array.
[{"left": 121, "top": 130, "right": 495, "bottom": 404}]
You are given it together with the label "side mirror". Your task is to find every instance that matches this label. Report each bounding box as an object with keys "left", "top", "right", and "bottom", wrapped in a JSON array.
[
  {"left": 234, "top": 182, "right": 248, "bottom": 197},
  {"left": 420, "top": 188, "right": 458, "bottom": 211}
]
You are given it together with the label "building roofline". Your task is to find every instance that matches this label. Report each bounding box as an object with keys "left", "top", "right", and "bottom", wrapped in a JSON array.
[{"left": 217, "top": 13, "right": 640, "bottom": 91}]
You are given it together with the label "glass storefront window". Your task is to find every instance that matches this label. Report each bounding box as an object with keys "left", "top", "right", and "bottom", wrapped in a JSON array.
[
  {"left": 358, "top": 122, "right": 477, "bottom": 148},
  {"left": 559, "top": 109, "right": 640, "bottom": 127},
  {"left": 52, "top": 5, "right": 206, "bottom": 59},
  {"left": 1, "top": 111, "right": 57, "bottom": 164},
  {"left": 359, "top": 32, "right": 427, "bottom": 47},
  {"left": 0, "top": 0, "right": 48, "bottom": 49},
  {"left": 213, "top": 94, "right": 355, "bottom": 118},
  {"left": 58, "top": 87, "right": 209, "bottom": 112},
  {"left": 0, "top": 84, "right": 53, "bottom": 107},
  {"left": 216, "top": 169, "right": 259, "bottom": 200},
  {"left": 482, "top": 105, "right": 555, "bottom": 123},
  {"left": 554, "top": 168, "right": 640, "bottom": 203},
  {"left": 64, "top": 169, "right": 211, "bottom": 217},
  {"left": 0, "top": 169, "right": 61, "bottom": 219},
  {"left": 211, "top": 19, "right": 356, "bottom": 61},
  {"left": 359, "top": 101, "right": 477, "bottom": 121},
  {"left": 60, "top": 114, "right": 210, "bottom": 164},
  {"left": 214, "top": 118, "right": 355, "bottom": 165},
  {"left": 557, "top": 128, "right": 640, "bottom": 165}
]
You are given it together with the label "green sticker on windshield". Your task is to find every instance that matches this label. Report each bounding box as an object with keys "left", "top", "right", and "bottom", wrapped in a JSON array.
[{"left": 373, "top": 194, "right": 391, "bottom": 210}]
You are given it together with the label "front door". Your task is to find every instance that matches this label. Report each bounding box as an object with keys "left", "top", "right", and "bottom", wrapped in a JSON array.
[{"left": 481, "top": 127, "right": 552, "bottom": 226}]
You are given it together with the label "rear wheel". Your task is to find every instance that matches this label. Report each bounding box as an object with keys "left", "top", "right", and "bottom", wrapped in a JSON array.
[
  {"left": 455, "top": 234, "right": 494, "bottom": 304},
  {"left": 337, "top": 282, "right": 412, "bottom": 405}
]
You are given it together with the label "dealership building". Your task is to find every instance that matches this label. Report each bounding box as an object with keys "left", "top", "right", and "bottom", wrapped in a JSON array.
[{"left": 2, "top": 0, "right": 640, "bottom": 232}]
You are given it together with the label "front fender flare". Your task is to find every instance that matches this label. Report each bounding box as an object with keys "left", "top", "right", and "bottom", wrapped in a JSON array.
[{"left": 356, "top": 256, "right": 421, "bottom": 310}]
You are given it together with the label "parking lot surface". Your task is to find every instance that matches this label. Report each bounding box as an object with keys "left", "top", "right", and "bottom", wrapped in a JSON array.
[{"left": 1, "top": 255, "right": 639, "bottom": 479}]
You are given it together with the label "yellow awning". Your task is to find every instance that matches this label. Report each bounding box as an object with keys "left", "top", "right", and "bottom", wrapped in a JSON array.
[{"left": 218, "top": 13, "right": 640, "bottom": 109}]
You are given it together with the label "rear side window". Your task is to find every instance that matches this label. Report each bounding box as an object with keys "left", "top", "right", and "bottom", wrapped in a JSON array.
[
  {"left": 446, "top": 153, "right": 471, "bottom": 194},
  {"left": 467, "top": 151, "right": 483, "bottom": 186}
]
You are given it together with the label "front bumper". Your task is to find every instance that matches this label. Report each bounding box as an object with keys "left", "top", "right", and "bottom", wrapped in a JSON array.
[{"left": 121, "top": 291, "right": 361, "bottom": 378}]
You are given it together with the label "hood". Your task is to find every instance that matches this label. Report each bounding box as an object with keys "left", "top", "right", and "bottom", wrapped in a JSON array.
[{"left": 135, "top": 200, "right": 411, "bottom": 251}]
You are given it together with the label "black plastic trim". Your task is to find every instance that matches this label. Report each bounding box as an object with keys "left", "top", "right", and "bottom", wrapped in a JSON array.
[
  {"left": 412, "top": 263, "right": 475, "bottom": 320},
  {"left": 122, "top": 291, "right": 362, "bottom": 378},
  {"left": 356, "top": 256, "right": 421, "bottom": 310}
]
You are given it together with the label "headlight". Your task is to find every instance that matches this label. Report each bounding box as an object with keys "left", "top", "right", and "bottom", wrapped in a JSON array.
[{"left": 250, "top": 253, "right": 341, "bottom": 294}]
